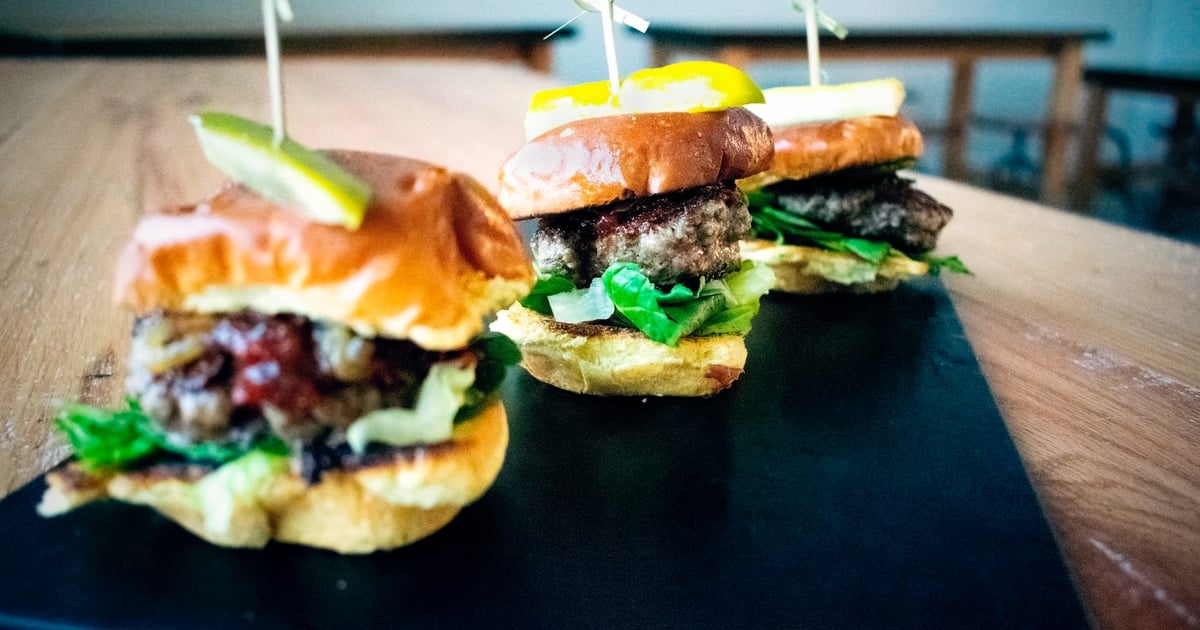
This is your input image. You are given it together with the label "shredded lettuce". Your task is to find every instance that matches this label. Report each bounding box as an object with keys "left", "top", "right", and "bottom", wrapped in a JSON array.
[
  {"left": 345, "top": 361, "right": 475, "bottom": 453},
  {"left": 344, "top": 331, "right": 522, "bottom": 452},
  {"left": 695, "top": 261, "right": 776, "bottom": 335},
  {"left": 527, "top": 260, "right": 772, "bottom": 346},
  {"left": 601, "top": 262, "right": 722, "bottom": 346},
  {"left": 746, "top": 189, "right": 970, "bottom": 275},
  {"left": 197, "top": 449, "right": 289, "bottom": 536},
  {"left": 56, "top": 332, "right": 523, "bottom": 469}
]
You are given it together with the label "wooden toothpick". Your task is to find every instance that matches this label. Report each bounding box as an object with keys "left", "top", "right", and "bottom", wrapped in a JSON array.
[
  {"left": 547, "top": 0, "right": 651, "bottom": 94},
  {"left": 262, "top": 0, "right": 294, "bottom": 146},
  {"left": 791, "top": 0, "right": 848, "bottom": 86}
]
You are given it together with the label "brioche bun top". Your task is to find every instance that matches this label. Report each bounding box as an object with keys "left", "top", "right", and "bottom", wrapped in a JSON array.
[
  {"left": 498, "top": 107, "right": 773, "bottom": 219},
  {"left": 114, "top": 150, "right": 535, "bottom": 350},
  {"left": 740, "top": 115, "right": 923, "bottom": 190}
]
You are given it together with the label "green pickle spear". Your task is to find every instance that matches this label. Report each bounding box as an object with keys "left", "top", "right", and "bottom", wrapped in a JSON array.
[
  {"left": 190, "top": 112, "right": 371, "bottom": 229},
  {"left": 744, "top": 79, "right": 906, "bottom": 128}
]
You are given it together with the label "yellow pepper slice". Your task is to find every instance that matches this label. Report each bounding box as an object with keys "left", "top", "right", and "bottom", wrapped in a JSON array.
[{"left": 524, "top": 61, "right": 766, "bottom": 139}]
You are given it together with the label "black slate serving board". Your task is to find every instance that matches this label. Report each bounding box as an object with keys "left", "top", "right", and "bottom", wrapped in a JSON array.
[{"left": 0, "top": 278, "right": 1088, "bottom": 629}]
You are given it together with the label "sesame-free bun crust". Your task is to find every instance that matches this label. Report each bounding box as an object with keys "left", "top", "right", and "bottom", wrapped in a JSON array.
[
  {"left": 114, "top": 151, "right": 535, "bottom": 351},
  {"left": 499, "top": 107, "right": 773, "bottom": 219},
  {"left": 38, "top": 400, "right": 509, "bottom": 554},
  {"left": 490, "top": 303, "right": 747, "bottom": 397},
  {"left": 740, "top": 115, "right": 923, "bottom": 191},
  {"left": 739, "top": 238, "right": 929, "bottom": 295}
]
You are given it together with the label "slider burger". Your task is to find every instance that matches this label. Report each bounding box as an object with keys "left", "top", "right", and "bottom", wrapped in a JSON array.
[
  {"left": 38, "top": 113, "right": 535, "bottom": 553},
  {"left": 739, "top": 79, "right": 967, "bottom": 294},
  {"left": 490, "top": 62, "right": 776, "bottom": 397}
]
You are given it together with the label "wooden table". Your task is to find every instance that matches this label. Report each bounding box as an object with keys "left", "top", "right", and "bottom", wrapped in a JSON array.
[
  {"left": 648, "top": 27, "right": 1111, "bottom": 207},
  {"left": 0, "top": 58, "right": 1197, "bottom": 630},
  {"left": 0, "top": 26, "right": 573, "bottom": 73},
  {"left": 1075, "top": 65, "right": 1200, "bottom": 210}
]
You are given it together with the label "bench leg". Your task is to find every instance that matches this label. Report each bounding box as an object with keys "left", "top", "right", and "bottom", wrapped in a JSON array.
[
  {"left": 944, "top": 58, "right": 975, "bottom": 182},
  {"left": 1041, "top": 41, "right": 1084, "bottom": 207},
  {"left": 1074, "top": 87, "right": 1108, "bottom": 211}
]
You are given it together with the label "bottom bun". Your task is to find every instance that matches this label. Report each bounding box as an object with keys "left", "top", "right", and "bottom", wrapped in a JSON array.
[
  {"left": 490, "top": 303, "right": 747, "bottom": 397},
  {"left": 39, "top": 401, "right": 509, "bottom": 554},
  {"left": 739, "top": 239, "right": 928, "bottom": 295}
]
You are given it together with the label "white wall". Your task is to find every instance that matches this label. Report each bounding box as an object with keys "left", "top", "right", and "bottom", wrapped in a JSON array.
[{"left": 2, "top": 0, "right": 1197, "bottom": 171}]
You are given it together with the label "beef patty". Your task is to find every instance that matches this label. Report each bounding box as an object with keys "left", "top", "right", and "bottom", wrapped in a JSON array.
[
  {"left": 768, "top": 173, "right": 953, "bottom": 254},
  {"left": 125, "top": 311, "right": 474, "bottom": 447},
  {"left": 530, "top": 183, "right": 751, "bottom": 288}
]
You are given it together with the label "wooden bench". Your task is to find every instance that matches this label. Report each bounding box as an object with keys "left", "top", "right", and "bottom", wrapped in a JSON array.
[
  {"left": 0, "top": 27, "right": 574, "bottom": 73},
  {"left": 647, "top": 26, "right": 1110, "bottom": 206},
  {"left": 1074, "top": 65, "right": 1200, "bottom": 210}
]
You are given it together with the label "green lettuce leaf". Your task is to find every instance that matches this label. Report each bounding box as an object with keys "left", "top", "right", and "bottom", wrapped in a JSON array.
[
  {"left": 695, "top": 261, "right": 776, "bottom": 335},
  {"left": 919, "top": 253, "right": 972, "bottom": 276},
  {"left": 520, "top": 275, "right": 576, "bottom": 315},
  {"left": 747, "top": 189, "right": 969, "bottom": 275},
  {"left": 57, "top": 332, "right": 522, "bottom": 470},
  {"left": 55, "top": 403, "right": 159, "bottom": 470},
  {"left": 457, "top": 332, "right": 521, "bottom": 422},
  {"left": 55, "top": 399, "right": 286, "bottom": 472},
  {"left": 523, "top": 261, "right": 773, "bottom": 346},
  {"left": 595, "top": 260, "right": 772, "bottom": 346},
  {"left": 467, "top": 332, "right": 521, "bottom": 396},
  {"left": 601, "top": 263, "right": 719, "bottom": 346}
]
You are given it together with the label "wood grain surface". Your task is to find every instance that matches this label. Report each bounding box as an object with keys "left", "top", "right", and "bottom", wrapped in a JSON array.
[
  {"left": 0, "top": 58, "right": 1197, "bottom": 630},
  {"left": 923, "top": 176, "right": 1200, "bottom": 629}
]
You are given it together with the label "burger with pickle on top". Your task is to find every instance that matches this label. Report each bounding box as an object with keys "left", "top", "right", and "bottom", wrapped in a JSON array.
[{"left": 39, "top": 113, "right": 535, "bottom": 554}]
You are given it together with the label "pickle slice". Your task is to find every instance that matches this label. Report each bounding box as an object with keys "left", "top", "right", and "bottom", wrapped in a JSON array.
[
  {"left": 190, "top": 112, "right": 371, "bottom": 229},
  {"left": 744, "top": 78, "right": 906, "bottom": 128}
]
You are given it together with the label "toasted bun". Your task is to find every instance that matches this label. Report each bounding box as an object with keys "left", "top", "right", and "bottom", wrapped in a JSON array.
[
  {"left": 114, "top": 151, "right": 535, "bottom": 351},
  {"left": 490, "top": 303, "right": 747, "bottom": 396},
  {"left": 38, "top": 401, "right": 509, "bottom": 554},
  {"left": 739, "top": 238, "right": 928, "bottom": 295},
  {"left": 498, "top": 107, "right": 773, "bottom": 219},
  {"left": 739, "top": 115, "right": 923, "bottom": 191}
]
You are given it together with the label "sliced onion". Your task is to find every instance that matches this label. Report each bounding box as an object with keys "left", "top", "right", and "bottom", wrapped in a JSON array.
[{"left": 547, "top": 278, "right": 615, "bottom": 323}]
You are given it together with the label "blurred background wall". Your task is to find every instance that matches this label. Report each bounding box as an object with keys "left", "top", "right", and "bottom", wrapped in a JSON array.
[{"left": 1, "top": 0, "right": 1197, "bottom": 197}]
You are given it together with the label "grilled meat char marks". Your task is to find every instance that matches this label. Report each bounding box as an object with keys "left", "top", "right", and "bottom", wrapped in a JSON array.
[
  {"left": 531, "top": 183, "right": 751, "bottom": 288},
  {"left": 769, "top": 173, "right": 953, "bottom": 254},
  {"left": 126, "top": 311, "right": 473, "bottom": 447}
]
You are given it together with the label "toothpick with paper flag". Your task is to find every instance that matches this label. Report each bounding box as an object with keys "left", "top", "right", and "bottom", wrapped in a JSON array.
[
  {"left": 187, "top": 0, "right": 372, "bottom": 229},
  {"left": 261, "top": 0, "right": 293, "bottom": 144},
  {"left": 743, "top": 2, "right": 903, "bottom": 128},
  {"left": 545, "top": 0, "right": 650, "bottom": 93},
  {"left": 791, "top": 0, "right": 848, "bottom": 86},
  {"left": 526, "top": 1, "right": 766, "bottom": 139}
]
